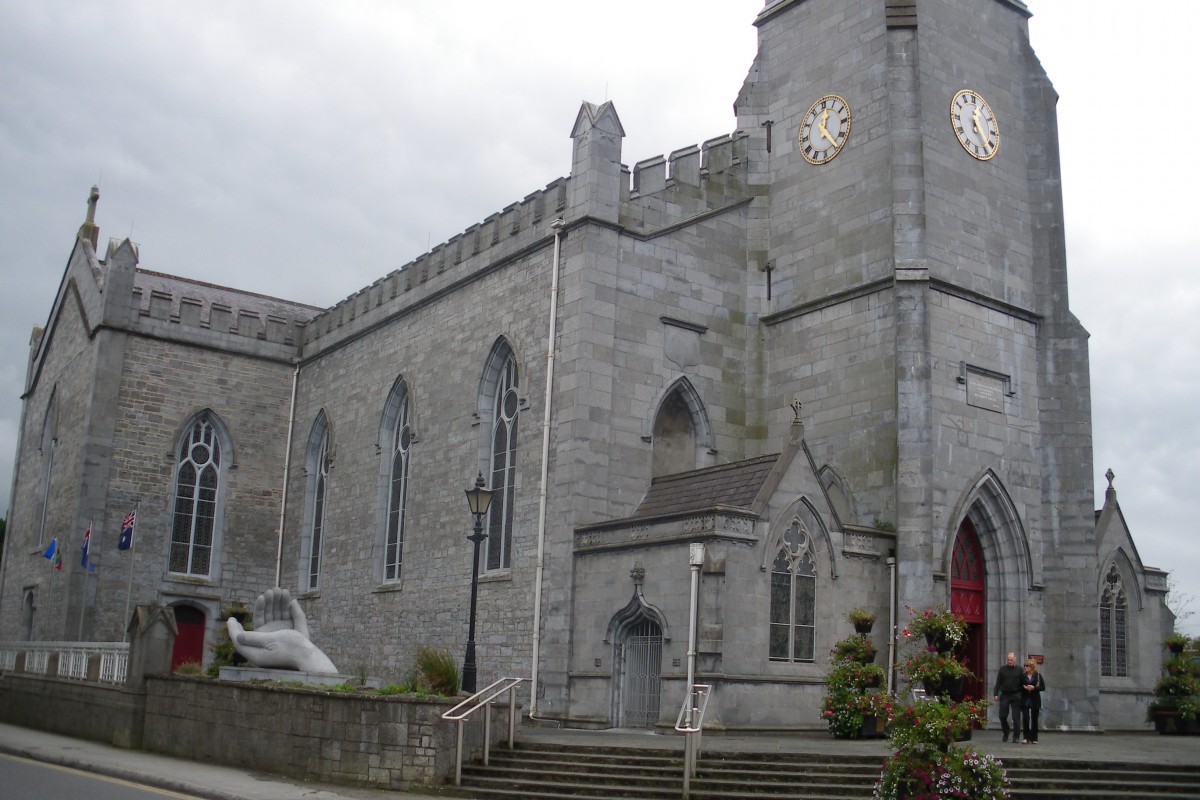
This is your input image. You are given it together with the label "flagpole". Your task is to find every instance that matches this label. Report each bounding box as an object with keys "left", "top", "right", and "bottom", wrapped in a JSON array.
[
  {"left": 77, "top": 519, "right": 92, "bottom": 641},
  {"left": 122, "top": 502, "right": 139, "bottom": 643}
]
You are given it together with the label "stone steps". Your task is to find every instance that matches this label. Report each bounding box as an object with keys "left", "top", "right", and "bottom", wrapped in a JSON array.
[{"left": 451, "top": 739, "right": 1200, "bottom": 800}]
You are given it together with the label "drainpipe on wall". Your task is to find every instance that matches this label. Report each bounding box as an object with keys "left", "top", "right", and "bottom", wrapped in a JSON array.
[
  {"left": 529, "top": 217, "right": 566, "bottom": 719},
  {"left": 275, "top": 363, "right": 300, "bottom": 588},
  {"left": 886, "top": 553, "right": 897, "bottom": 694}
]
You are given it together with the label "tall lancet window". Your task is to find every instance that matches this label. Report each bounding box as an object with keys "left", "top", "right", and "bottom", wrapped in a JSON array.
[
  {"left": 769, "top": 518, "right": 817, "bottom": 662},
  {"left": 169, "top": 414, "right": 225, "bottom": 577},
  {"left": 382, "top": 379, "right": 412, "bottom": 582},
  {"left": 1100, "top": 565, "right": 1128, "bottom": 677},
  {"left": 486, "top": 351, "right": 518, "bottom": 571},
  {"left": 304, "top": 412, "right": 330, "bottom": 591}
]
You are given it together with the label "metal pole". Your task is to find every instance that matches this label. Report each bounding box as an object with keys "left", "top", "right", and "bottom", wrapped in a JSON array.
[{"left": 463, "top": 512, "right": 487, "bottom": 693}]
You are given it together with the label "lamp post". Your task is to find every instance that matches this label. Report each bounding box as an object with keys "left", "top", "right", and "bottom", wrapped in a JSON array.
[{"left": 462, "top": 472, "right": 494, "bottom": 694}]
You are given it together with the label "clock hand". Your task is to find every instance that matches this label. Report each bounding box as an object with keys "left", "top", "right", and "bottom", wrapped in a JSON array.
[
  {"left": 971, "top": 107, "right": 992, "bottom": 152},
  {"left": 818, "top": 109, "right": 838, "bottom": 148}
]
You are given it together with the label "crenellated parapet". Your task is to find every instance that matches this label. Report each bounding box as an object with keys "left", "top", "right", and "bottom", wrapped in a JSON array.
[
  {"left": 620, "top": 129, "right": 752, "bottom": 232},
  {"left": 302, "top": 177, "right": 569, "bottom": 353},
  {"left": 128, "top": 262, "right": 319, "bottom": 359},
  {"left": 300, "top": 101, "right": 753, "bottom": 357}
]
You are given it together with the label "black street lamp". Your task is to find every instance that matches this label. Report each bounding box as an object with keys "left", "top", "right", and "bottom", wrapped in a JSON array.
[{"left": 462, "top": 472, "right": 494, "bottom": 694}]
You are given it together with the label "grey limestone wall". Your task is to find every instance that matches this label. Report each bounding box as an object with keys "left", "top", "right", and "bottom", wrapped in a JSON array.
[
  {"left": 0, "top": 242, "right": 104, "bottom": 642},
  {"left": 92, "top": 334, "right": 293, "bottom": 642},
  {"left": 142, "top": 676, "right": 486, "bottom": 789}
]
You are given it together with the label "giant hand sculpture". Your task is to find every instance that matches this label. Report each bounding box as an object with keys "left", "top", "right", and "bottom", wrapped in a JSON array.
[{"left": 226, "top": 587, "right": 338, "bottom": 675}]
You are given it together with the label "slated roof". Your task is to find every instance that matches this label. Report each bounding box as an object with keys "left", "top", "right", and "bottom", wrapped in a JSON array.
[{"left": 633, "top": 454, "right": 779, "bottom": 519}]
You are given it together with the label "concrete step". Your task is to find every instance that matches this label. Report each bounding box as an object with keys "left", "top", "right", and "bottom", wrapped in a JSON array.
[{"left": 455, "top": 739, "right": 1200, "bottom": 800}]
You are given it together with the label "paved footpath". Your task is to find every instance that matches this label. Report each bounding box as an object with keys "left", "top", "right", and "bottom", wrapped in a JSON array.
[{"left": 1, "top": 721, "right": 1196, "bottom": 800}]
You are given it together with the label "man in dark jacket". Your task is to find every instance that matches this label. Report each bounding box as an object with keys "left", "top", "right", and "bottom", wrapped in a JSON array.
[{"left": 992, "top": 651, "right": 1023, "bottom": 742}]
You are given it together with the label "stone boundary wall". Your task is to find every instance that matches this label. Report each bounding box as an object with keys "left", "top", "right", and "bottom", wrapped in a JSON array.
[
  {"left": 0, "top": 672, "right": 146, "bottom": 748},
  {"left": 142, "top": 676, "right": 499, "bottom": 790},
  {"left": 0, "top": 671, "right": 503, "bottom": 791}
]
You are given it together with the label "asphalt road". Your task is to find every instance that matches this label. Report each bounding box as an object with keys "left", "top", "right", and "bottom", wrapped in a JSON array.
[{"left": 0, "top": 752, "right": 204, "bottom": 800}]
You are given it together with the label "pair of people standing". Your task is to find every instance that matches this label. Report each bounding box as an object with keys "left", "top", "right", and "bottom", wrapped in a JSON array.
[{"left": 993, "top": 651, "right": 1045, "bottom": 743}]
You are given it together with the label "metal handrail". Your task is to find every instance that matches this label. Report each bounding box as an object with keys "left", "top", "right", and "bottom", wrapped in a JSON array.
[
  {"left": 674, "top": 683, "right": 711, "bottom": 799},
  {"left": 441, "top": 676, "right": 526, "bottom": 785},
  {"left": 0, "top": 641, "right": 129, "bottom": 683}
]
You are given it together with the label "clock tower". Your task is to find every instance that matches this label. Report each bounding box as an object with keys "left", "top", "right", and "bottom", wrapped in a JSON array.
[{"left": 737, "top": 0, "right": 1100, "bottom": 725}]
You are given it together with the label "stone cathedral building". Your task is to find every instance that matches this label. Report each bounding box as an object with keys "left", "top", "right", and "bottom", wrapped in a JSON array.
[{"left": 0, "top": 0, "right": 1173, "bottom": 731}]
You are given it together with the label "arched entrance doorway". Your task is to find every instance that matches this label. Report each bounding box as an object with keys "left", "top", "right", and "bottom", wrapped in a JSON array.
[
  {"left": 613, "top": 616, "right": 663, "bottom": 729},
  {"left": 951, "top": 519, "right": 986, "bottom": 702},
  {"left": 170, "top": 605, "right": 207, "bottom": 671}
]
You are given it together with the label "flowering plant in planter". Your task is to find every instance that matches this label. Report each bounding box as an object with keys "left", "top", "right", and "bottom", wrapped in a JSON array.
[
  {"left": 887, "top": 697, "right": 987, "bottom": 751},
  {"left": 902, "top": 650, "right": 969, "bottom": 684},
  {"left": 827, "top": 660, "right": 887, "bottom": 692},
  {"left": 832, "top": 633, "right": 878, "bottom": 664},
  {"left": 823, "top": 633, "right": 889, "bottom": 738},
  {"left": 1164, "top": 633, "right": 1191, "bottom": 654},
  {"left": 874, "top": 746, "right": 1010, "bottom": 800},
  {"left": 903, "top": 606, "right": 967, "bottom": 652},
  {"left": 849, "top": 607, "right": 877, "bottom": 631},
  {"left": 821, "top": 687, "right": 894, "bottom": 739}
]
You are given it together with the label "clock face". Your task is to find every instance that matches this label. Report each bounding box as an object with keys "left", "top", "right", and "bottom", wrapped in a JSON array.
[
  {"left": 799, "top": 94, "right": 851, "bottom": 165},
  {"left": 951, "top": 89, "right": 1000, "bottom": 160}
]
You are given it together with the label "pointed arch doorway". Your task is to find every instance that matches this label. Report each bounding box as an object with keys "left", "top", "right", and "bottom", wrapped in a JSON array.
[
  {"left": 608, "top": 587, "right": 666, "bottom": 729},
  {"left": 950, "top": 518, "right": 986, "bottom": 702}
]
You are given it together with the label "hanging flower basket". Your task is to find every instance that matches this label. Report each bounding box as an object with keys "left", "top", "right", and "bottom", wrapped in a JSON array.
[{"left": 903, "top": 606, "right": 967, "bottom": 655}]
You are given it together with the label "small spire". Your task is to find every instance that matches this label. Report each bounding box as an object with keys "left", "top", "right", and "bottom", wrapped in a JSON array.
[{"left": 1104, "top": 468, "right": 1117, "bottom": 503}]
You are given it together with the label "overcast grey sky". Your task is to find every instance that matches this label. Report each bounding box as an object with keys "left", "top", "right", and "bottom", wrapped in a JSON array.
[{"left": 2, "top": 1, "right": 1197, "bottom": 633}]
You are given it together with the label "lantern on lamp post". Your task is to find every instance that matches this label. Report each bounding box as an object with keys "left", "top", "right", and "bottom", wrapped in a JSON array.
[{"left": 461, "top": 472, "right": 494, "bottom": 693}]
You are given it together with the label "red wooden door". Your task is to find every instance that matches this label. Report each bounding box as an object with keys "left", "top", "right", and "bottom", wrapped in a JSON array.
[
  {"left": 171, "top": 605, "right": 206, "bottom": 671},
  {"left": 950, "top": 519, "right": 986, "bottom": 703}
]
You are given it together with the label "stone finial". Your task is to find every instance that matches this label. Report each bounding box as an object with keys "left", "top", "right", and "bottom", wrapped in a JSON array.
[
  {"left": 1105, "top": 468, "right": 1117, "bottom": 504},
  {"left": 791, "top": 396, "right": 803, "bottom": 422},
  {"left": 630, "top": 562, "right": 646, "bottom": 587},
  {"left": 78, "top": 185, "right": 100, "bottom": 249},
  {"left": 1105, "top": 468, "right": 1115, "bottom": 488}
]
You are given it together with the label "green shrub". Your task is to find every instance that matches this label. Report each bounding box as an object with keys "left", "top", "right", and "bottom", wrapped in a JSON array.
[{"left": 415, "top": 646, "right": 460, "bottom": 696}]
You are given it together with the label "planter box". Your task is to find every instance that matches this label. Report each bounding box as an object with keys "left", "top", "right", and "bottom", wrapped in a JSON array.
[{"left": 1151, "top": 709, "right": 1200, "bottom": 735}]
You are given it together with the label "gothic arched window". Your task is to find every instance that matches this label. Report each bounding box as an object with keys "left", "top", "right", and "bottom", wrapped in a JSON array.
[
  {"left": 381, "top": 379, "right": 412, "bottom": 582},
  {"left": 1100, "top": 565, "right": 1128, "bottom": 677},
  {"left": 482, "top": 345, "right": 518, "bottom": 571},
  {"left": 169, "top": 413, "right": 227, "bottom": 577},
  {"left": 769, "top": 518, "right": 817, "bottom": 662},
  {"left": 36, "top": 390, "right": 58, "bottom": 547},
  {"left": 652, "top": 390, "right": 696, "bottom": 476},
  {"left": 304, "top": 412, "right": 330, "bottom": 591}
]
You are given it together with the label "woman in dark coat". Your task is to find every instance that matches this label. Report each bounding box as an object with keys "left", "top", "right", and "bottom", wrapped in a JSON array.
[{"left": 1021, "top": 659, "right": 1046, "bottom": 743}]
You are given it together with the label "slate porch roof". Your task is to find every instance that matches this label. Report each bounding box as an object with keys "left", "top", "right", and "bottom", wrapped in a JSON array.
[{"left": 632, "top": 454, "right": 780, "bottom": 520}]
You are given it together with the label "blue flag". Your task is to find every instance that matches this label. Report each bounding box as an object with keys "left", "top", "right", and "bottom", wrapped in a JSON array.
[{"left": 42, "top": 537, "right": 57, "bottom": 560}]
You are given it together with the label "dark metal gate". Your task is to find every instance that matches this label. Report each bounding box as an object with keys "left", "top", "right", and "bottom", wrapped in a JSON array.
[{"left": 619, "top": 618, "right": 663, "bottom": 728}]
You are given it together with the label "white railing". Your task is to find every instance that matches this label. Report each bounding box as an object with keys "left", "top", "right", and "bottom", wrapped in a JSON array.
[
  {"left": 0, "top": 642, "right": 129, "bottom": 683},
  {"left": 441, "top": 677, "right": 526, "bottom": 786},
  {"left": 674, "top": 683, "right": 711, "bottom": 800}
]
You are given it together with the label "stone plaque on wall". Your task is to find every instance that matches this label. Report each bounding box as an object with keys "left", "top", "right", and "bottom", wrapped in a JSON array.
[{"left": 965, "top": 370, "right": 1004, "bottom": 413}]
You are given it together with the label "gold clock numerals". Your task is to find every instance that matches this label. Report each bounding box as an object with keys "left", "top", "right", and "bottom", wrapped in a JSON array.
[
  {"left": 951, "top": 89, "right": 1000, "bottom": 161},
  {"left": 799, "top": 94, "right": 852, "bottom": 165}
]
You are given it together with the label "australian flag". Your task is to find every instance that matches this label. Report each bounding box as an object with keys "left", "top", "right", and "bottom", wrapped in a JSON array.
[
  {"left": 81, "top": 523, "right": 95, "bottom": 571},
  {"left": 118, "top": 509, "right": 136, "bottom": 551}
]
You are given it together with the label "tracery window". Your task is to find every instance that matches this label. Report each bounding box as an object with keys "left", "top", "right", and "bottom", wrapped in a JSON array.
[
  {"left": 484, "top": 348, "right": 518, "bottom": 571},
  {"left": 382, "top": 380, "right": 412, "bottom": 582},
  {"left": 169, "top": 414, "right": 224, "bottom": 576},
  {"left": 1099, "top": 565, "right": 1128, "bottom": 677},
  {"left": 304, "top": 413, "right": 330, "bottom": 591},
  {"left": 769, "top": 518, "right": 817, "bottom": 661}
]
